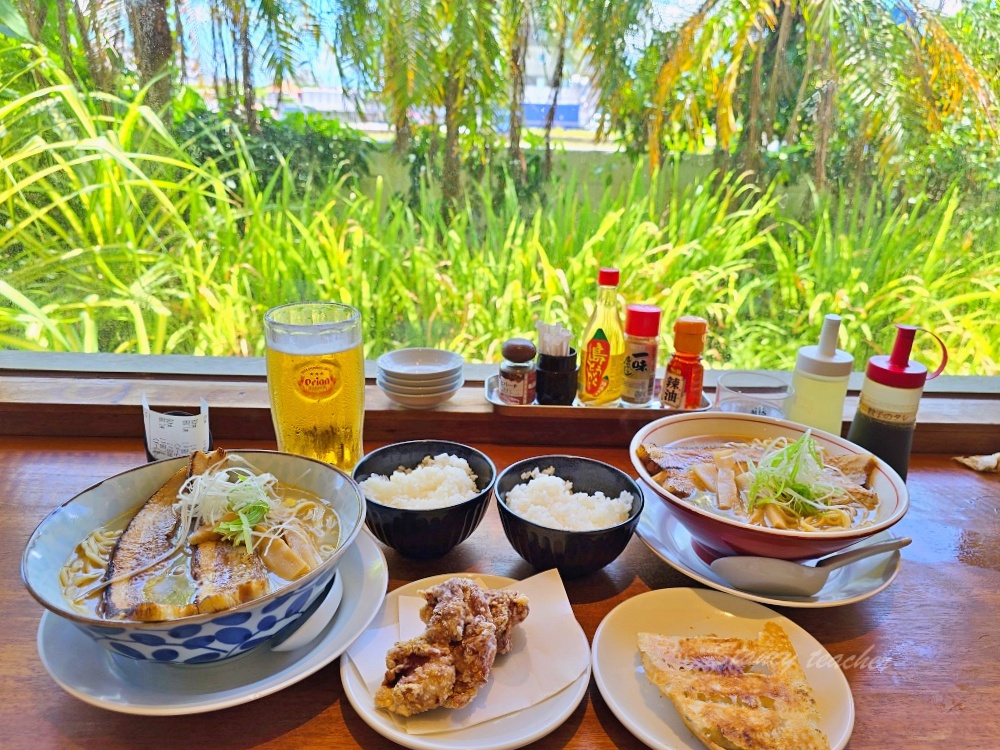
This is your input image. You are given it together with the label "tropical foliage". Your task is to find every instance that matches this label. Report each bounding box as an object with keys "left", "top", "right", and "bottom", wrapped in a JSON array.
[{"left": 1, "top": 1, "right": 999, "bottom": 375}]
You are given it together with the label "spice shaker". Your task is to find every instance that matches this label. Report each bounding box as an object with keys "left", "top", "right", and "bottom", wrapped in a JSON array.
[
  {"left": 785, "top": 314, "right": 854, "bottom": 435},
  {"left": 846, "top": 324, "right": 948, "bottom": 480},
  {"left": 498, "top": 338, "right": 537, "bottom": 405},
  {"left": 621, "top": 304, "right": 662, "bottom": 407},
  {"left": 660, "top": 316, "right": 708, "bottom": 410}
]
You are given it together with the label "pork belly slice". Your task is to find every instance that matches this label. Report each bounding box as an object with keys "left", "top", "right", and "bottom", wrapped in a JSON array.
[
  {"left": 103, "top": 449, "right": 229, "bottom": 621},
  {"left": 193, "top": 540, "right": 270, "bottom": 614},
  {"left": 103, "top": 464, "right": 199, "bottom": 621},
  {"left": 825, "top": 453, "right": 878, "bottom": 488},
  {"left": 640, "top": 446, "right": 716, "bottom": 498}
]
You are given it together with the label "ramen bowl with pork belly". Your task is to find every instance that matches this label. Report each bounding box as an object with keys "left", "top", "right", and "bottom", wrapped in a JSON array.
[
  {"left": 630, "top": 412, "right": 908, "bottom": 560},
  {"left": 21, "top": 449, "right": 365, "bottom": 664}
]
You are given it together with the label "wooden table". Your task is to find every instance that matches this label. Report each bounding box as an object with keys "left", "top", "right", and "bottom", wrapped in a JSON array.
[{"left": 3, "top": 436, "right": 999, "bottom": 750}]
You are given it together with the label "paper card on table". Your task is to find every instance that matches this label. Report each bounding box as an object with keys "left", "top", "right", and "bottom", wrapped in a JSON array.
[
  {"left": 345, "top": 568, "right": 589, "bottom": 735},
  {"left": 142, "top": 394, "right": 211, "bottom": 460}
]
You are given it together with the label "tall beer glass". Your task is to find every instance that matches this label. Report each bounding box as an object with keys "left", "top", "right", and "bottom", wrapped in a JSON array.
[{"left": 264, "top": 302, "right": 364, "bottom": 471}]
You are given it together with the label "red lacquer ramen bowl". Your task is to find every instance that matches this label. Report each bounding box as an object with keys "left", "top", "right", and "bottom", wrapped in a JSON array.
[{"left": 630, "top": 412, "right": 909, "bottom": 560}]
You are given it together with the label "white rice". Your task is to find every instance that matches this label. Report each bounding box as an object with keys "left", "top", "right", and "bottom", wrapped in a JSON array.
[
  {"left": 504, "top": 467, "right": 634, "bottom": 531},
  {"left": 359, "top": 453, "right": 479, "bottom": 510}
]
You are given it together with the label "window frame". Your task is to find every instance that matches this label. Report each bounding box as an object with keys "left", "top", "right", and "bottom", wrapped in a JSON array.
[{"left": 1, "top": 351, "right": 997, "bottom": 454}]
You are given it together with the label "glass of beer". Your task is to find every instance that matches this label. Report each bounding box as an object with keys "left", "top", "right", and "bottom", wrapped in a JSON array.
[{"left": 264, "top": 302, "right": 365, "bottom": 472}]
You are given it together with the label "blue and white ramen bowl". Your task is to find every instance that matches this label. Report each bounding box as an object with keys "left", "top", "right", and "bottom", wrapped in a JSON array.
[{"left": 22, "top": 450, "right": 365, "bottom": 665}]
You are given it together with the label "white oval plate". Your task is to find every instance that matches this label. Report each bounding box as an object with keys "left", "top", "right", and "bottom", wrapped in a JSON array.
[
  {"left": 378, "top": 381, "right": 464, "bottom": 408},
  {"left": 637, "top": 487, "right": 902, "bottom": 608},
  {"left": 37, "top": 531, "right": 388, "bottom": 715},
  {"left": 592, "top": 587, "right": 855, "bottom": 750},
  {"left": 341, "top": 573, "right": 591, "bottom": 750},
  {"left": 376, "top": 348, "right": 464, "bottom": 379},
  {"left": 378, "top": 368, "right": 464, "bottom": 390}
]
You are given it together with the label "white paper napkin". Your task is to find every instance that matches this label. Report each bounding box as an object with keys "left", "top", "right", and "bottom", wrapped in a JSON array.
[{"left": 345, "top": 568, "right": 589, "bottom": 734}]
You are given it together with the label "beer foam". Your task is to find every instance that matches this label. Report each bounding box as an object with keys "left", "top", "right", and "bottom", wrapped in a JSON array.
[{"left": 266, "top": 327, "right": 362, "bottom": 355}]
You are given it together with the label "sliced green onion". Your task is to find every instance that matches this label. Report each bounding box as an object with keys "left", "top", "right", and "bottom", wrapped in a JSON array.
[
  {"left": 213, "top": 476, "right": 272, "bottom": 552},
  {"left": 747, "top": 432, "right": 845, "bottom": 519}
]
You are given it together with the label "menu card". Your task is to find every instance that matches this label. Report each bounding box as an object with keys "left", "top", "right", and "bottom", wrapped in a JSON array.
[{"left": 346, "top": 568, "right": 589, "bottom": 734}]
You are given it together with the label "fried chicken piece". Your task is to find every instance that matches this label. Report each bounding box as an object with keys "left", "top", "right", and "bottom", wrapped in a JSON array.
[
  {"left": 420, "top": 578, "right": 499, "bottom": 706},
  {"left": 374, "top": 638, "right": 456, "bottom": 717},
  {"left": 375, "top": 577, "right": 530, "bottom": 717},
  {"left": 444, "top": 613, "right": 498, "bottom": 709},
  {"left": 420, "top": 577, "right": 494, "bottom": 642},
  {"left": 486, "top": 589, "right": 530, "bottom": 655}
]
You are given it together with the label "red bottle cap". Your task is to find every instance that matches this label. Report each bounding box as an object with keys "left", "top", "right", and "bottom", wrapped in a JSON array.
[
  {"left": 865, "top": 324, "right": 948, "bottom": 389},
  {"left": 625, "top": 304, "right": 661, "bottom": 338},
  {"left": 598, "top": 267, "right": 619, "bottom": 286}
]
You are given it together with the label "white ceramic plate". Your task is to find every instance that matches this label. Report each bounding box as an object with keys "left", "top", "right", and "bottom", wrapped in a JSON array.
[
  {"left": 37, "top": 531, "right": 388, "bottom": 715},
  {"left": 378, "top": 381, "right": 464, "bottom": 409},
  {"left": 378, "top": 368, "right": 464, "bottom": 390},
  {"left": 637, "top": 486, "right": 902, "bottom": 608},
  {"left": 592, "top": 587, "right": 855, "bottom": 750},
  {"left": 341, "top": 573, "right": 591, "bottom": 750},
  {"left": 377, "top": 373, "right": 464, "bottom": 395},
  {"left": 377, "top": 348, "right": 464, "bottom": 379}
]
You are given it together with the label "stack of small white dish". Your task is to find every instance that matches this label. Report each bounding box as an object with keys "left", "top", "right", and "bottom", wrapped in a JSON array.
[{"left": 376, "top": 348, "right": 465, "bottom": 408}]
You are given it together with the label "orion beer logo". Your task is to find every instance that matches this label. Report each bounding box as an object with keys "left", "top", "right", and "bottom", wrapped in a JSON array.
[{"left": 297, "top": 363, "right": 340, "bottom": 399}]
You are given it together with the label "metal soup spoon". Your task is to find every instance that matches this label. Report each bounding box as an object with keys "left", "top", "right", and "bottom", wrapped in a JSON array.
[{"left": 709, "top": 537, "right": 912, "bottom": 597}]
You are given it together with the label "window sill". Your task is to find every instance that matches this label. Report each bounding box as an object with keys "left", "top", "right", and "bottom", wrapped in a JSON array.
[{"left": 1, "top": 352, "right": 997, "bottom": 453}]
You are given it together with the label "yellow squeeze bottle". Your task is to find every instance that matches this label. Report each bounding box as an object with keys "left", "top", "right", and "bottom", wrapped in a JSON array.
[
  {"left": 578, "top": 267, "right": 625, "bottom": 406},
  {"left": 786, "top": 314, "right": 854, "bottom": 435}
]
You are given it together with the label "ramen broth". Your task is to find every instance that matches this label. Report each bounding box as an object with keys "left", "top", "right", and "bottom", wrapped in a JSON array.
[
  {"left": 59, "top": 473, "right": 341, "bottom": 619},
  {"left": 638, "top": 433, "right": 879, "bottom": 531}
]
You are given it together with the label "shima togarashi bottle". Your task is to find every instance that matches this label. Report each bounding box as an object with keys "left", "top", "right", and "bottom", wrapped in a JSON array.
[{"left": 578, "top": 267, "right": 625, "bottom": 406}]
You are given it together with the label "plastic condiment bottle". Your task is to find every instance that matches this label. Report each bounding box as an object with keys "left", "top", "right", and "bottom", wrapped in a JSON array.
[
  {"left": 846, "top": 324, "right": 948, "bottom": 481},
  {"left": 578, "top": 267, "right": 625, "bottom": 406},
  {"left": 659, "top": 316, "right": 708, "bottom": 410},
  {"left": 785, "top": 314, "right": 854, "bottom": 435},
  {"left": 621, "top": 304, "right": 662, "bottom": 407}
]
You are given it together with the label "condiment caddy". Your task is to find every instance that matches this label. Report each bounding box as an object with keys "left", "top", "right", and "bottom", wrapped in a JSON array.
[{"left": 484, "top": 374, "right": 711, "bottom": 412}]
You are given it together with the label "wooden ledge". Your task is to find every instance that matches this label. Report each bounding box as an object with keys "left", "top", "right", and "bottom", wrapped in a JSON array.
[{"left": 0, "top": 371, "right": 998, "bottom": 453}]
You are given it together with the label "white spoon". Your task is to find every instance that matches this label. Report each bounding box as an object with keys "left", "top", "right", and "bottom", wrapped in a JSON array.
[
  {"left": 709, "top": 537, "right": 912, "bottom": 597},
  {"left": 271, "top": 571, "right": 344, "bottom": 652}
]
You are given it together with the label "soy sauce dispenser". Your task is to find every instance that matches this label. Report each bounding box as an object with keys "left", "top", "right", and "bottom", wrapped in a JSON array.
[{"left": 846, "top": 324, "right": 947, "bottom": 481}]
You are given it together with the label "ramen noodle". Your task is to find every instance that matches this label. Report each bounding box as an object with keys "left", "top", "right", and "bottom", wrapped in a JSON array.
[
  {"left": 637, "top": 432, "right": 879, "bottom": 531},
  {"left": 60, "top": 450, "right": 341, "bottom": 620}
]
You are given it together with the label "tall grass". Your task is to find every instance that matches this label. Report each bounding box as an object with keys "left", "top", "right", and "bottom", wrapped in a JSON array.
[{"left": 1, "top": 49, "right": 998, "bottom": 373}]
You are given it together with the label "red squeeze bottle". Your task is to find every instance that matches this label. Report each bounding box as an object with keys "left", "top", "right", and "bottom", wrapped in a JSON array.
[
  {"left": 847, "top": 324, "right": 948, "bottom": 480},
  {"left": 659, "top": 316, "right": 708, "bottom": 410}
]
